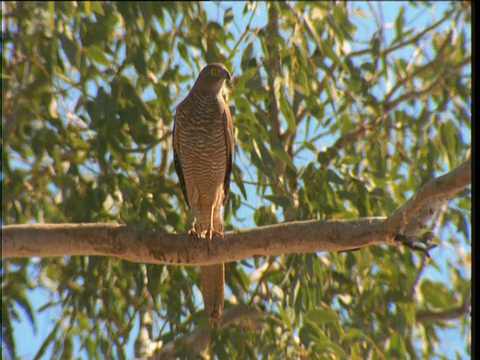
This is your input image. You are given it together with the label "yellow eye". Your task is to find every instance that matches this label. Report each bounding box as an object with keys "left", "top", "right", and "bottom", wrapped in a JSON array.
[{"left": 210, "top": 68, "right": 217, "bottom": 76}]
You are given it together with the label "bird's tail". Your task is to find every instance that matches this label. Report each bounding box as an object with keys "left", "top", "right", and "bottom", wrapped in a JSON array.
[
  {"left": 201, "top": 264, "right": 225, "bottom": 326},
  {"left": 197, "top": 206, "right": 225, "bottom": 326}
]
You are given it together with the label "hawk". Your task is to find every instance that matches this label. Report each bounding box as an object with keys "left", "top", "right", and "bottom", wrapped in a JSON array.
[{"left": 173, "top": 63, "right": 234, "bottom": 326}]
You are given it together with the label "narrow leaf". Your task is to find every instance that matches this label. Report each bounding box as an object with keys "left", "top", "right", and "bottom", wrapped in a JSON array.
[{"left": 86, "top": 45, "right": 110, "bottom": 66}]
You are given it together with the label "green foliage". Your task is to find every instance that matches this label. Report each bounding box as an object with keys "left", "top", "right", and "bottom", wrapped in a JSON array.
[{"left": 2, "top": 1, "right": 471, "bottom": 359}]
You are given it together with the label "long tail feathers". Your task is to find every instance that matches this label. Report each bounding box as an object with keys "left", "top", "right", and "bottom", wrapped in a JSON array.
[
  {"left": 197, "top": 206, "right": 225, "bottom": 327},
  {"left": 200, "top": 264, "right": 225, "bottom": 326}
]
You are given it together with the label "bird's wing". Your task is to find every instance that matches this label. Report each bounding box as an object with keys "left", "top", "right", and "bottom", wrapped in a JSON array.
[
  {"left": 172, "top": 102, "right": 190, "bottom": 208},
  {"left": 222, "top": 103, "right": 234, "bottom": 206}
]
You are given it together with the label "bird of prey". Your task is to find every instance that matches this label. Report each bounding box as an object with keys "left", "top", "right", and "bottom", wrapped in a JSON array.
[{"left": 172, "top": 63, "right": 234, "bottom": 326}]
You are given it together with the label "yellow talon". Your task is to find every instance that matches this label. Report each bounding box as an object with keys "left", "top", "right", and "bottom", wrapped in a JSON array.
[{"left": 188, "top": 226, "right": 198, "bottom": 238}]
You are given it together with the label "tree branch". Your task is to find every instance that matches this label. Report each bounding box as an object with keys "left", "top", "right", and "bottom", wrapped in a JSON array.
[
  {"left": 416, "top": 289, "right": 471, "bottom": 323},
  {"left": 384, "top": 78, "right": 443, "bottom": 112},
  {"left": 383, "top": 158, "right": 471, "bottom": 235},
  {"left": 3, "top": 159, "right": 471, "bottom": 265},
  {"left": 347, "top": 8, "right": 456, "bottom": 58},
  {"left": 416, "top": 305, "right": 470, "bottom": 323},
  {"left": 3, "top": 218, "right": 387, "bottom": 266},
  {"left": 385, "top": 30, "right": 453, "bottom": 102}
]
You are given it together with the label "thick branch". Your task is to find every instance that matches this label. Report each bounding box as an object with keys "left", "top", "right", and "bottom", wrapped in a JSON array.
[
  {"left": 383, "top": 158, "right": 471, "bottom": 235},
  {"left": 3, "top": 218, "right": 387, "bottom": 266},
  {"left": 3, "top": 159, "right": 471, "bottom": 265},
  {"left": 402, "top": 197, "right": 448, "bottom": 236}
]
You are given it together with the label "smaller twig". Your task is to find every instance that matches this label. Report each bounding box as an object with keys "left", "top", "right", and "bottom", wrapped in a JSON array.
[
  {"left": 384, "top": 79, "right": 442, "bottom": 112},
  {"left": 385, "top": 30, "right": 452, "bottom": 102},
  {"left": 227, "top": 3, "right": 258, "bottom": 62},
  {"left": 348, "top": 9, "right": 456, "bottom": 58},
  {"left": 394, "top": 232, "right": 437, "bottom": 258},
  {"left": 416, "top": 288, "right": 471, "bottom": 323},
  {"left": 248, "top": 258, "right": 278, "bottom": 306}
]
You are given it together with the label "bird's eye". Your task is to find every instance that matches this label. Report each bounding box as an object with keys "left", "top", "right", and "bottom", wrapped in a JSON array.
[{"left": 210, "top": 68, "right": 217, "bottom": 76}]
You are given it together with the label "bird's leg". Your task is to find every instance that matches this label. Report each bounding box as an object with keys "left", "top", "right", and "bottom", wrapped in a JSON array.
[
  {"left": 208, "top": 207, "right": 224, "bottom": 239},
  {"left": 207, "top": 206, "right": 214, "bottom": 241},
  {"left": 206, "top": 206, "right": 215, "bottom": 250},
  {"left": 201, "top": 206, "right": 223, "bottom": 253}
]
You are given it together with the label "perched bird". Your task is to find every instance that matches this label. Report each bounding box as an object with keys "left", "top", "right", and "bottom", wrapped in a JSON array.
[{"left": 172, "top": 63, "right": 234, "bottom": 326}]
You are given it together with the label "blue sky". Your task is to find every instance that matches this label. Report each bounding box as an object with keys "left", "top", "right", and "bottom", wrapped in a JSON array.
[{"left": 9, "top": 2, "right": 470, "bottom": 359}]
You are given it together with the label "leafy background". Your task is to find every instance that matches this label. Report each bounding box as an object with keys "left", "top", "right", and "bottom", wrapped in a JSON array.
[{"left": 2, "top": 2, "right": 471, "bottom": 359}]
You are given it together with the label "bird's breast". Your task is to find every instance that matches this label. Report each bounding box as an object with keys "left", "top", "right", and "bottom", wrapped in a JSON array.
[{"left": 175, "top": 103, "right": 228, "bottom": 205}]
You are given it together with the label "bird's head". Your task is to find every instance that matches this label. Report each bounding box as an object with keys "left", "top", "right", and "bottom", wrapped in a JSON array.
[{"left": 193, "top": 63, "right": 231, "bottom": 96}]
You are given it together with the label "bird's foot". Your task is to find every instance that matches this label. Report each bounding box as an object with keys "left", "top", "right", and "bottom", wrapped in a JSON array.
[
  {"left": 200, "top": 229, "right": 224, "bottom": 242},
  {"left": 188, "top": 227, "right": 199, "bottom": 238},
  {"left": 207, "top": 229, "right": 224, "bottom": 241},
  {"left": 199, "top": 228, "right": 224, "bottom": 253}
]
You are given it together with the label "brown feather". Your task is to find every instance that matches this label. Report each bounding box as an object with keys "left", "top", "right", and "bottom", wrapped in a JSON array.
[{"left": 172, "top": 63, "right": 233, "bottom": 326}]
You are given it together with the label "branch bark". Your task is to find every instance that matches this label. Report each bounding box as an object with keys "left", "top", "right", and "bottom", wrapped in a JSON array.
[
  {"left": 3, "top": 158, "right": 471, "bottom": 266},
  {"left": 383, "top": 158, "right": 471, "bottom": 235},
  {"left": 3, "top": 218, "right": 387, "bottom": 266}
]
